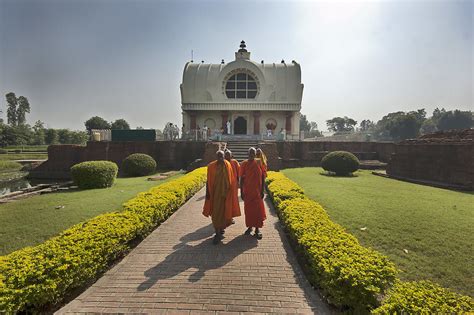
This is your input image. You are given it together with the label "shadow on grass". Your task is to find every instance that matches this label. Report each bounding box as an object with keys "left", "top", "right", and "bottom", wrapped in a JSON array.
[{"left": 319, "top": 171, "right": 359, "bottom": 178}]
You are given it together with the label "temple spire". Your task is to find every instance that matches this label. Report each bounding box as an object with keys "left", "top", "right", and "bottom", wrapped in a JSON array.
[{"left": 235, "top": 40, "right": 251, "bottom": 60}]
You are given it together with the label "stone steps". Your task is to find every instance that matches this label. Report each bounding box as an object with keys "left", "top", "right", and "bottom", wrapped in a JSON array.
[{"left": 226, "top": 141, "right": 260, "bottom": 162}]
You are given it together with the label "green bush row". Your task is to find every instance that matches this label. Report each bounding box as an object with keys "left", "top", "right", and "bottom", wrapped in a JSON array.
[
  {"left": 266, "top": 172, "right": 474, "bottom": 313},
  {"left": 0, "top": 167, "right": 207, "bottom": 312},
  {"left": 266, "top": 171, "right": 397, "bottom": 310}
]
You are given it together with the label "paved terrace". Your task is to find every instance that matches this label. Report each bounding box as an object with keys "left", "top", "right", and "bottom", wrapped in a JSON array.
[{"left": 57, "top": 188, "right": 331, "bottom": 314}]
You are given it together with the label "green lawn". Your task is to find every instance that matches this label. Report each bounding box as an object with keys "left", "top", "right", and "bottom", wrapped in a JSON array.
[
  {"left": 282, "top": 167, "right": 474, "bottom": 296},
  {"left": 0, "top": 153, "right": 48, "bottom": 161},
  {"left": 0, "top": 161, "right": 23, "bottom": 172},
  {"left": 4, "top": 145, "right": 49, "bottom": 152},
  {"left": 0, "top": 173, "right": 182, "bottom": 255}
]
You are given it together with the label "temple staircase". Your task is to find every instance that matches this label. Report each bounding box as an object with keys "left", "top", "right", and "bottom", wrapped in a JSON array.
[{"left": 225, "top": 140, "right": 259, "bottom": 162}]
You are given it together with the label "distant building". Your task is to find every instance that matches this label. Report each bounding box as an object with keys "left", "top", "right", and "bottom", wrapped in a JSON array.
[{"left": 180, "top": 41, "right": 303, "bottom": 137}]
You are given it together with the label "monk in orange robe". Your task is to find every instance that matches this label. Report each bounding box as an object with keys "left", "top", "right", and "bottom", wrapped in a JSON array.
[
  {"left": 240, "top": 147, "right": 266, "bottom": 239},
  {"left": 225, "top": 150, "right": 241, "bottom": 221},
  {"left": 256, "top": 148, "right": 268, "bottom": 177},
  {"left": 203, "top": 150, "right": 234, "bottom": 244}
]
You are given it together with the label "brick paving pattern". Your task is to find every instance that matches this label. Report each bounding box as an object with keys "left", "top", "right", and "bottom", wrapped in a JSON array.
[{"left": 57, "top": 188, "right": 331, "bottom": 314}]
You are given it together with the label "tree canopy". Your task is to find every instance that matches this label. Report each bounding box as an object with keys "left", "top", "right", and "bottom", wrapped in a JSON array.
[
  {"left": 326, "top": 116, "right": 357, "bottom": 133},
  {"left": 5, "top": 93, "right": 30, "bottom": 126},
  {"left": 111, "top": 119, "right": 130, "bottom": 130},
  {"left": 84, "top": 116, "right": 111, "bottom": 132}
]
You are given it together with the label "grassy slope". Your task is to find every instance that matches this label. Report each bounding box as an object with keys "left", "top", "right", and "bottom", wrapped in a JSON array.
[
  {"left": 283, "top": 167, "right": 474, "bottom": 296},
  {"left": 0, "top": 161, "right": 23, "bottom": 172},
  {"left": 0, "top": 174, "right": 182, "bottom": 255}
]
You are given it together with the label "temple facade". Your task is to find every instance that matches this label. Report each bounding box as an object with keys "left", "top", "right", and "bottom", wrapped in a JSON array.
[{"left": 180, "top": 41, "right": 303, "bottom": 138}]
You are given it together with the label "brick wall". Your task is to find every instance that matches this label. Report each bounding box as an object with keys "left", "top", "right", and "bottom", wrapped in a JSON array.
[
  {"left": 386, "top": 142, "right": 474, "bottom": 190},
  {"left": 29, "top": 141, "right": 206, "bottom": 179},
  {"left": 275, "top": 141, "right": 395, "bottom": 168}
]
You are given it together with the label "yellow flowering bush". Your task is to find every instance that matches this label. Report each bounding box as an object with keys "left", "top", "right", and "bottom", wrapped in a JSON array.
[
  {"left": 0, "top": 167, "right": 207, "bottom": 312},
  {"left": 266, "top": 171, "right": 474, "bottom": 312},
  {"left": 267, "top": 171, "right": 397, "bottom": 310},
  {"left": 372, "top": 280, "right": 473, "bottom": 314}
]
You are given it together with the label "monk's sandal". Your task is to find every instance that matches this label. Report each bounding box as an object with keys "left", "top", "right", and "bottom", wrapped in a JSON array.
[
  {"left": 244, "top": 227, "right": 252, "bottom": 235},
  {"left": 255, "top": 230, "right": 263, "bottom": 240}
]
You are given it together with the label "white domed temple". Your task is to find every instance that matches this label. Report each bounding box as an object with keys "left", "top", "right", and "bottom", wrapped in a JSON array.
[{"left": 180, "top": 41, "right": 303, "bottom": 139}]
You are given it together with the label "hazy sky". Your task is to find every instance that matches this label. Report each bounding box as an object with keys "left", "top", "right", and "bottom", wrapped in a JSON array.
[{"left": 0, "top": 0, "right": 472, "bottom": 131}]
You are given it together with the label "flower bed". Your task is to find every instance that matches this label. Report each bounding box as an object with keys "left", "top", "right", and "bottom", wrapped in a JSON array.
[
  {"left": 266, "top": 171, "right": 473, "bottom": 312},
  {"left": 0, "top": 167, "right": 207, "bottom": 312}
]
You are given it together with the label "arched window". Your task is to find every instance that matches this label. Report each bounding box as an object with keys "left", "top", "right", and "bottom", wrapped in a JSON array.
[{"left": 225, "top": 73, "right": 258, "bottom": 99}]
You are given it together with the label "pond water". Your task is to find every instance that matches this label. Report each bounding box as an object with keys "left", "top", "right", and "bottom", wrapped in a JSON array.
[
  {"left": 0, "top": 176, "right": 32, "bottom": 196},
  {"left": 0, "top": 172, "right": 66, "bottom": 196}
]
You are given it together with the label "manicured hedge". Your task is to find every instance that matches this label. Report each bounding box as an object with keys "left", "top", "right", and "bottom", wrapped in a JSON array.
[
  {"left": 266, "top": 171, "right": 397, "bottom": 310},
  {"left": 321, "top": 151, "right": 359, "bottom": 176},
  {"left": 122, "top": 153, "right": 157, "bottom": 177},
  {"left": 0, "top": 167, "right": 207, "bottom": 312},
  {"left": 372, "top": 280, "right": 474, "bottom": 314},
  {"left": 266, "top": 171, "right": 474, "bottom": 312},
  {"left": 71, "top": 161, "right": 118, "bottom": 189}
]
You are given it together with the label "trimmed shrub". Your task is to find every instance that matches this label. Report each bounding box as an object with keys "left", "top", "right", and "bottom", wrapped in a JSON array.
[
  {"left": 266, "top": 172, "right": 397, "bottom": 310},
  {"left": 0, "top": 149, "right": 7, "bottom": 154},
  {"left": 122, "top": 153, "right": 157, "bottom": 177},
  {"left": 372, "top": 280, "right": 474, "bottom": 314},
  {"left": 266, "top": 171, "right": 474, "bottom": 312},
  {"left": 0, "top": 167, "right": 207, "bottom": 312},
  {"left": 321, "top": 151, "right": 359, "bottom": 176},
  {"left": 70, "top": 161, "right": 118, "bottom": 189}
]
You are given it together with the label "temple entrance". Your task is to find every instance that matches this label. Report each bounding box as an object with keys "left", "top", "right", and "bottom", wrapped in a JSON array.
[{"left": 234, "top": 116, "right": 247, "bottom": 135}]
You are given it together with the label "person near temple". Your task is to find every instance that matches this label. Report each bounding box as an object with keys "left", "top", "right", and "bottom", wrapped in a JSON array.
[
  {"left": 203, "top": 150, "right": 234, "bottom": 244},
  {"left": 224, "top": 149, "right": 241, "bottom": 222},
  {"left": 240, "top": 147, "right": 266, "bottom": 239}
]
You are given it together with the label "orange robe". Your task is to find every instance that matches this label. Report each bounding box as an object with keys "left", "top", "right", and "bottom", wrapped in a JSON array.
[
  {"left": 229, "top": 159, "right": 241, "bottom": 218},
  {"left": 240, "top": 159, "right": 266, "bottom": 228},
  {"left": 203, "top": 160, "right": 234, "bottom": 229}
]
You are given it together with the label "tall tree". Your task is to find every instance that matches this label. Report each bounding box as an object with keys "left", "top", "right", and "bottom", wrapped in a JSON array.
[
  {"left": 111, "top": 118, "right": 130, "bottom": 130},
  {"left": 32, "top": 120, "right": 46, "bottom": 145},
  {"left": 5, "top": 92, "right": 18, "bottom": 126},
  {"left": 359, "top": 119, "right": 374, "bottom": 132},
  {"left": 299, "top": 114, "right": 311, "bottom": 132},
  {"left": 84, "top": 116, "right": 111, "bottom": 132},
  {"left": 375, "top": 110, "right": 425, "bottom": 141},
  {"left": 436, "top": 110, "right": 473, "bottom": 131},
  {"left": 45, "top": 128, "right": 59, "bottom": 145},
  {"left": 326, "top": 116, "right": 357, "bottom": 133},
  {"left": 16, "top": 96, "right": 31, "bottom": 125}
]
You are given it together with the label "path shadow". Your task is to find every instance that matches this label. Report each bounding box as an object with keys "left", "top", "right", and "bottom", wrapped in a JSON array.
[
  {"left": 173, "top": 224, "right": 215, "bottom": 250},
  {"left": 138, "top": 232, "right": 258, "bottom": 291}
]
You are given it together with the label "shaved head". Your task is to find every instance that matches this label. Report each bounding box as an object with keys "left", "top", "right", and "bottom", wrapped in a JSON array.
[
  {"left": 216, "top": 150, "right": 225, "bottom": 162},
  {"left": 248, "top": 147, "right": 256, "bottom": 160},
  {"left": 224, "top": 149, "right": 232, "bottom": 161}
]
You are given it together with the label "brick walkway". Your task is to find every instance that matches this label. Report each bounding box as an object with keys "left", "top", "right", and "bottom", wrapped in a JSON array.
[{"left": 57, "top": 188, "right": 331, "bottom": 314}]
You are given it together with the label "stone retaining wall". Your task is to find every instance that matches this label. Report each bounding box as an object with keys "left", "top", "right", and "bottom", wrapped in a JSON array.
[
  {"left": 29, "top": 141, "right": 206, "bottom": 179},
  {"left": 386, "top": 140, "right": 473, "bottom": 190},
  {"left": 276, "top": 141, "right": 395, "bottom": 168}
]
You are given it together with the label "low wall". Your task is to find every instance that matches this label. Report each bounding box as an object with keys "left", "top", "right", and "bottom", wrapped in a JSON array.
[
  {"left": 29, "top": 141, "right": 206, "bottom": 179},
  {"left": 276, "top": 141, "right": 395, "bottom": 168},
  {"left": 386, "top": 142, "right": 474, "bottom": 190}
]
